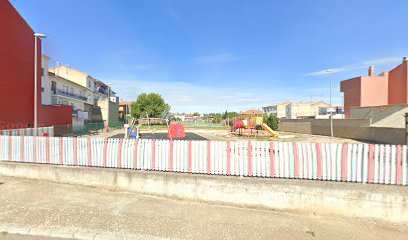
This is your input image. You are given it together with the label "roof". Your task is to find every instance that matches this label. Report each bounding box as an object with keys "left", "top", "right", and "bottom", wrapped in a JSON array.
[
  {"left": 240, "top": 109, "right": 263, "bottom": 115},
  {"left": 263, "top": 102, "right": 290, "bottom": 107}
]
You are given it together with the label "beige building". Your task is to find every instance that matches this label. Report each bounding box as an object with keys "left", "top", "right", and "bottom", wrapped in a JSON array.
[
  {"left": 263, "top": 102, "right": 290, "bottom": 118},
  {"left": 49, "top": 66, "right": 119, "bottom": 125},
  {"left": 286, "top": 101, "right": 330, "bottom": 119}
]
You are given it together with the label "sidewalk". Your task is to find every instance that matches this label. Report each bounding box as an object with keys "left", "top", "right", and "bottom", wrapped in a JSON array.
[{"left": 0, "top": 175, "right": 407, "bottom": 240}]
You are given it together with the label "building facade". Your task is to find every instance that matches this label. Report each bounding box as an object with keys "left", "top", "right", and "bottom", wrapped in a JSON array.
[
  {"left": 285, "top": 101, "right": 330, "bottom": 119},
  {"left": 262, "top": 102, "right": 290, "bottom": 118},
  {"left": 49, "top": 66, "right": 119, "bottom": 125},
  {"left": 340, "top": 58, "right": 408, "bottom": 118},
  {"left": 0, "top": 0, "right": 72, "bottom": 130}
]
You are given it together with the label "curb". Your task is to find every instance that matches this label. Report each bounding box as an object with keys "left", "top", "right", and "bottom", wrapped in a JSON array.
[{"left": 0, "top": 223, "right": 169, "bottom": 240}]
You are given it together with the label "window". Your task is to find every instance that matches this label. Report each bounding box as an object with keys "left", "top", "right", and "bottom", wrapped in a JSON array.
[
  {"left": 70, "top": 88, "right": 74, "bottom": 94},
  {"left": 63, "top": 86, "right": 68, "bottom": 93},
  {"left": 41, "top": 87, "right": 44, "bottom": 92},
  {"left": 88, "top": 80, "right": 92, "bottom": 88},
  {"left": 51, "top": 81, "right": 56, "bottom": 94},
  {"left": 41, "top": 68, "right": 44, "bottom": 77}
]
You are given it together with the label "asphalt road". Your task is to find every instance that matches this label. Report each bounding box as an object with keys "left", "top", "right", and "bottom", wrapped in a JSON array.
[{"left": 0, "top": 175, "right": 407, "bottom": 240}]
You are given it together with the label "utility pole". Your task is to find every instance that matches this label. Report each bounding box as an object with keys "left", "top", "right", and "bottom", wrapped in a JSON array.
[
  {"left": 34, "top": 33, "right": 46, "bottom": 135},
  {"left": 326, "top": 69, "right": 334, "bottom": 138}
]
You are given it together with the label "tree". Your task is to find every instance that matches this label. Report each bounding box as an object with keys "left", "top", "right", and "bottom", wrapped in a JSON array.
[
  {"left": 266, "top": 113, "right": 279, "bottom": 131},
  {"left": 131, "top": 93, "right": 170, "bottom": 119},
  {"left": 193, "top": 112, "right": 200, "bottom": 116}
]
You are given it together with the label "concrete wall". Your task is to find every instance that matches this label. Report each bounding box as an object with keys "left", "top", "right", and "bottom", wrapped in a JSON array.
[
  {"left": 279, "top": 119, "right": 405, "bottom": 144},
  {"left": 0, "top": 162, "right": 406, "bottom": 224},
  {"left": 279, "top": 119, "right": 371, "bottom": 139},
  {"left": 351, "top": 104, "right": 408, "bottom": 128}
]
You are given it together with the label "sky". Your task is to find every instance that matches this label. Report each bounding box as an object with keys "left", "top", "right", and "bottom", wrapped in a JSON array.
[{"left": 10, "top": 0, "right": 408, "bottom": 113}]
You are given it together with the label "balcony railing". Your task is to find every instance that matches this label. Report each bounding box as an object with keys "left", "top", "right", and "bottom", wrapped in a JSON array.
[{"left": 54, "top": 89, "right": 88, "bottom": 101}]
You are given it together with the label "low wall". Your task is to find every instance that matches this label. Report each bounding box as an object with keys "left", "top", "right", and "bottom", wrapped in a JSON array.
[
  {"left": 279, "top": 119, "right": 371, "bottom": 139},
  {"left": 279, "top": 119, "right": 405, "bottom": 144},
  {"left": 0, "top": 162, "right": 407, "bottom": 224}
]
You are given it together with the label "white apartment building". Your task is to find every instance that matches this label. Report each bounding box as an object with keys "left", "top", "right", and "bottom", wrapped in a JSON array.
[
  {"left": 41, "top": 55, "right": 52, "bottom": 105},
  {"left": 49, "top": 72, "right": 93, "bottom": 125},
  {"left": 49, "top": 65, "right": 119, "bottom": 126}
]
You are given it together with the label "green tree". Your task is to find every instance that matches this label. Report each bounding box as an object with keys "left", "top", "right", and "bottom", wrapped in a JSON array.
[
  {"left": 131, "top": 93, "right": 170, "bottom": 119},
  {"left": 193, "top": 112, "right": 200, "bottom": 116},
  {"left": 266, "top": 113, "right": 279, "bottom": 131}
]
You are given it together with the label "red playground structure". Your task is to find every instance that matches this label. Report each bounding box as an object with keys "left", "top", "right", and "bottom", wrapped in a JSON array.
[{"left": 168, "top": 123, "right": 186, "bottom": 139}]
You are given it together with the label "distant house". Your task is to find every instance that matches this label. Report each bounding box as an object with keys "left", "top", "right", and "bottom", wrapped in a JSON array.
[
  {"left": 262, "top": 102, "right": 290, "bottom": 118},
  {"left": 286, "top": 101, "right": 330, "bottom": 119},
  {"left": 340, "top": 58, "right": 408, "bottom": 118},
  {"left": 240, "top": 109, "right": 263, "bottom": 115}
]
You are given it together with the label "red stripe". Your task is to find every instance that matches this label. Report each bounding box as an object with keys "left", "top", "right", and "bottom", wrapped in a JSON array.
[
  {"left": 73, "top": 138, "right": 78, "bottom": 166},
  {"left": 270, "top": 142, "right": 274, "bottom": 177},
  {"left": 293, "top": 143, "right": 299, "bottom": 178},
  {"left": 104, "top": 138, "right": 108, "bottom": 167},
  {"left": 315, "top": 143, "right": 322, "bottom": 180},
  {"left": 207, "top": 141, "right": 211, "bottom": 174},
  {"left": 397, "top": 145, "right": 402, "bottom": 185},
  {"left": 188, "top": 141, "right": 192, "bottom": 173},
  {"left": 20, "top": 136, "right": 25, "bottom": 161},
  {"left": 169, "top": 140, "right": 174, "bottom": 171},
  {"left": 341, "top": 144, "right": 348, "bottom": 181},
  {"left": 368, "top": 144, "right": 374, "bottom": 183},
  {"left": 46, "top": 137, "right": 50, "bottom": 164},
  {"left": 59, "top": 137, "right": 63, "bottom": 164},
  {"left": 8, "top": 136, "right": 12, "bottom": 160},
  {"left": 151, "top": 140, "right": 156, "bottom": 170},
  {"left": 118, "top": 139, "right": 124, "bottom": 168},
  {"left": 134, "top": 139, "right": 138, "bottom": 169},
  {"left": 87, "top": 138, "right": 92, "bottom": 167},
  {"left": 248, "top": 141, "right": 252, "bottom": 176},
  {"left": 226, "top": 141, "right": 231, "bottom": 176}
]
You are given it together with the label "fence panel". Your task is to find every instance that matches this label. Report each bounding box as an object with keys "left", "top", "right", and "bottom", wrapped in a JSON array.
[{"left": 0, "top": 135, "right": 408, "bottom": 186}]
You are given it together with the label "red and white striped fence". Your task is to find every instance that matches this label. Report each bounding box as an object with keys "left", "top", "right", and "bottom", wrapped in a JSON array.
[
  {"left": 0, "top": 126, "right": 54, "bottom": 137},
  {"left": 0, "top": 136, "right": 407, "bottom": 185}
]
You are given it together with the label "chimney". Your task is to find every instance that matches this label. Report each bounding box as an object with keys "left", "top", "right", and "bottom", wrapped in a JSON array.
[
  {"left": 403, "top": 57, "right": 407, "bottom": 63},
  {"left": 368, "top": 66, "right": 375, "bottom": 76}
]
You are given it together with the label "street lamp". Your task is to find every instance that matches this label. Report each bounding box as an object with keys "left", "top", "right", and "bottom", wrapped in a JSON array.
[
  {"left": 106, "top": 83, "right": 112, "bottom": 127},
  {"left": 326, "top": 69, "right": 333, "bottom": 138},
  {"left": 34, "top": 33, "right": 46, "bottom": 135}
]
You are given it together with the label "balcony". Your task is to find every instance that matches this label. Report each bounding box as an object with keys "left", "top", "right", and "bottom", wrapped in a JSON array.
[{"left": 54, "top": 89, "right": 88, "bottom": 102}]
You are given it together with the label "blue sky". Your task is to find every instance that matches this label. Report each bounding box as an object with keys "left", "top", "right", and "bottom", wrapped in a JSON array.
[{"left": 11, "top": 0, "right": 408, "bottom": 113}]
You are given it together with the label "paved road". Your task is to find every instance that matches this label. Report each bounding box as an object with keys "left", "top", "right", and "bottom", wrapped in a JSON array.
[{"left": 0, "top": 175, "right": 407, "bottom": 240}]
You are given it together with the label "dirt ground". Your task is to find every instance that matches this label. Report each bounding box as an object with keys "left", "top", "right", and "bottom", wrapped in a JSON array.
[
  {"left": 92, "top": 128, "right": 365, "bottom": 144},
  {"left": 0, "top": 175, "right": 407, "bottom": 240}
]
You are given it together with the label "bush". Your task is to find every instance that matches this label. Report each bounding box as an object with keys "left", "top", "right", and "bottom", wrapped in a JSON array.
[{"left": 266, "top": 114, "right": 279, "bottom": 131}]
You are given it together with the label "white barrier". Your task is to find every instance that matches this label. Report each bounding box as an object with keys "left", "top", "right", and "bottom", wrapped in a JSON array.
[
  {"left": 0, "top": 126, "right": 54, "bottom": 137},
  {"left": 0, "top": 136, "right": 407, "bottom": 186}
]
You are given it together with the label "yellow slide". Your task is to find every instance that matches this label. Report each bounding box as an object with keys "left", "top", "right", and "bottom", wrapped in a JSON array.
[{"left": 262, "top": 123, "right": 279, "bottom": 137}]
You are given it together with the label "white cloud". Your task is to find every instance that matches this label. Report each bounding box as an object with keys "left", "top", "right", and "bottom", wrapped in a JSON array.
[
  {"left": 193, "top": 53, "right": 239, "bottom": 65},
  {"left": 110, "top": 78, "right": 306, "bottom": 113},
  {"left": 305, "top": 57, "right": 402, "bottom": 76}
]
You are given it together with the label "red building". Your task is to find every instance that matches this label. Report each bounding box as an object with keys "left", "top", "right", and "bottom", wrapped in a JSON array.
[
  {"left": 0, "top": 0, "right": 72, "bottom": 130},
  {"left": 340, "top": 58, "right": 408, "bottom": 118}
]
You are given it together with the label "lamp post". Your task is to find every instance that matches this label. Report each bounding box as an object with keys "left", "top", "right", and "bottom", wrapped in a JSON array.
[
  {"left": 326, "top": 69, "right": 333, "bottom": 138},
  {"left": 106, "top": 83, "right": 112, "bottom": 128},
  {"left": 34, "top": 33, "right": 46, "bottom": 135}
]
